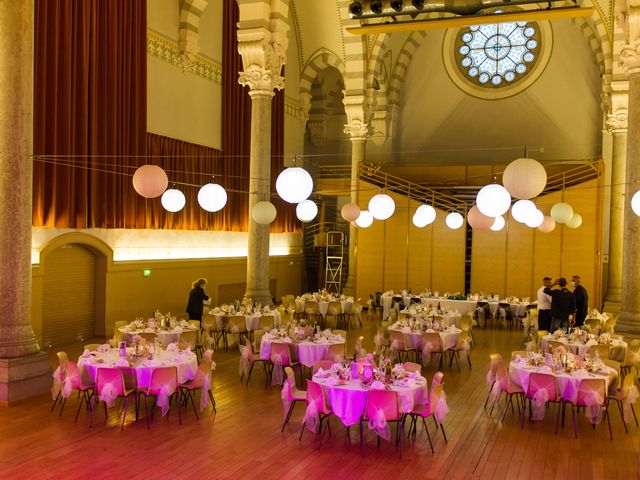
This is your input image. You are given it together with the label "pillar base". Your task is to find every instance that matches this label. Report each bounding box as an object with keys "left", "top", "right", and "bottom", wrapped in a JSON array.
[
  {"left": 602, "top": 299, "right": 622, "bottom": 315},
  {"left": 244, "top": 290, "right": 273, "bottom": 307},
  {"left": 0, "top": 352, "right": 52, "bottom": 406},
  {"left": 616, "top": 311, "right": 640, "bottom": 341}
]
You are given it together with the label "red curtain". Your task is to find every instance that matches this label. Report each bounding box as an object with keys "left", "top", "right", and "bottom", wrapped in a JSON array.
[{"left": 33, "top": 0, "right": 147, "bottom": 228}]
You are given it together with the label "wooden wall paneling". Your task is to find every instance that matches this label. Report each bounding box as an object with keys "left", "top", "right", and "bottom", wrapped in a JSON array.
[
  {"left": 504, "top": 219, "right": 535, "bottom": 299},
  {"left": 471, "top": 227, "right": 508, "bottom": 297},
  {"left": 431, "top": 209, "right": 466, "bottom": 293}
]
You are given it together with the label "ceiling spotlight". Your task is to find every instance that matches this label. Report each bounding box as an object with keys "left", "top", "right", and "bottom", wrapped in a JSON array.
[
  {"left": 390, "top": 0, "right": 404, "bottom": 12},
  {"left": 412, "top": 0, "right": 425, "bottom": 8},
  {"left": 349, "top": 1, "right": 363, "bottom": 16},
  {"left": 370, "top": 0, "right": 383, "bottom": 14}
]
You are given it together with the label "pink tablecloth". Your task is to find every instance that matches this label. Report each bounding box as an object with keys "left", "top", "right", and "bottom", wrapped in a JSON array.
[
  {"left": 260, "top": 335, "right": 346, "bottom": 368},
  {"left": 78, "top": 350, "right": 198, "bottom": 389},
  {"left": 509, "top": 360, "right": 618, "bottom": 401},
  {"left": 312, "top": 376, "right": 428, "bottom": 426}
]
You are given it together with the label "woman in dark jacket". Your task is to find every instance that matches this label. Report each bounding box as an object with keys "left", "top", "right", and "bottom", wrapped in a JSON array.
[{"left": 186, "top": 278, "right": 210, "bottom": 320}]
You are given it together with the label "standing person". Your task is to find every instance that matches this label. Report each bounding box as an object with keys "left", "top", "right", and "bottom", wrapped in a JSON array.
[
  {"left": 186, "top": 278, "right": 210, "bottom": 321},
  {"left": 543, "top": 278, "right": 576, "bottom": 332},
  {"left": 571, "top": 275, "right": 589, "bottom": 327},
  {"left": 536, "top": 277, "right": 553, "bottom": 332}
]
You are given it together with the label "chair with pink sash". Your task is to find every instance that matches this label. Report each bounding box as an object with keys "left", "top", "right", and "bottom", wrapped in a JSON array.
[
  {"left": 608, "top": 367, "right": 640, "bottom": 432},
  {"left": 448, "top": 330, "right": 472, "bottom": 372},
  {"left": 484, "top": 353, "right": 504, "bottom": 411},
  {"left": 89, "top": 367, "right": 137, "bottom": 430},
  {"left": 51, "top": 353, "right": 95, "bottom": 422},
  {"left": 239, "top": 337, "right": 270, "bottom": 387},
  {"left": 420, "top": 332, "right": 444, "bottom": 370},
  {"left": 138, "top": 366, "right": 182, "bottom": 429},
  {"left": 180, "top": 349, "right": 216, "bottom": 419},
  {"left": 299, "top": 380, "right": 336, "bottom": 448},
  {"left": 407, "top": 378, "right": 449, "bottom": 453},
  {"left": 270, "top": 342, "right": 301, "bottom": 386},
  {"left": 280, "top": 366, "right": 306, "bottom": 432},
  {"left": 520, "top": 372, "right": 561, "bottom": 430},
  {"left": 326, "top": 343, "right": 346, "bottom": 363},
  {"left": 565, "top": 378, "right": 612, "bottom": 439},
  {"left": 490, "top": 362, "right": 524, "bottom": 419},
  {"left": 403, "top": 362, "right": 422, "bottom": 375},
  {"left": 360, "top": 389, "right": 404, "bottom": 458}
]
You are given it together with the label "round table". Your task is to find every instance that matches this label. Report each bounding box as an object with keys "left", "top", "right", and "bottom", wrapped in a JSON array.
[
  {"left": 311, "top": 375, "right": 428, "bottom": 426},
  {"left": 119, "top": 326, "right": 198, "bottom": 345},
  {"left": 509, "top": 359, "right": 618, "bottom": 400},
  {"left": 389, "top": 325, "right": 462, "bottom": 350},
  {"left": 78, "top": 348, "right": 198, "bottom": 388},
  {"left": 206, "top": 311, "right": 282, "bottom": 331},
  {"left": 259, "top": 334, "right": 346, "bottom": 368},
  {"left": 488, "top": 302, "right": 532, "bottom": 318},
  {"left": 399, "top": 310, "right": 462, "bottom": 328},
  {"left": 540, "top": 335, "right": 627, "bottom": 362},
  {"left": 296, "top": 298, "right": 353, "bottom": 318}
]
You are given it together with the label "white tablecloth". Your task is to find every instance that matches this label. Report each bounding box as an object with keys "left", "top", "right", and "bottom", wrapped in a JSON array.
[
  {"left": 78, "top": 349, "right": 198, "bottom": 388},
  {"left": 389, "top": 326, "right": 462, "bottom": 350},
  {"left": 297, "top": 299, "right": 353, "bottom": 318},
  {"left": 259, "top": 335, "right": 346, "bottom": 368},
  {"left": 312, "top": 376, "right": 428, "bottom": 426},
  {"left": 540, "top": 335, "right": 627, "bottom": 362},
  {"left": 205, "top": 311, "right": 281, "bottom": 331},
  {"left": 509, "top": 360, "right": 618, "bottom": 401},
  {"left": 488, "top": 302, "right": 531, "bottom": 318},
  {"left": 119, "top": 326, "right": 198, "bottom": 345}
]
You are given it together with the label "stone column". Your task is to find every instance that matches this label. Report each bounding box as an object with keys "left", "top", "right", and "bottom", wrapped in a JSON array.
[
  {"left": 618, "top": 40, "right": 640, "bottom": 339},
  {"left": 236, "top": 0, "right": 289, "bottom": 305},
  {"left": 342, "top": 113, "right": 369, "bottom": 297},
  {"left": 0, "top": 0, "right": 51, "bottom": 404},
  {"left": 603, "top": 106, "right": 627, "bottom": 313}
]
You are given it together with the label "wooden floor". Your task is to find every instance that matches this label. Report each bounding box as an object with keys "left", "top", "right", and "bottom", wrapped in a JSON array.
[{"left": 1, "top": 320, "right": 638, "bottom": 479}]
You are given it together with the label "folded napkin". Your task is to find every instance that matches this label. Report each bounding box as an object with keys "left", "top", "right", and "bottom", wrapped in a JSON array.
[
  {"left": 371, "top": 381, "right": 386, "bottom": 390},
  {"left": 115, "top": 358, "right": 129, "bottom": 367}
]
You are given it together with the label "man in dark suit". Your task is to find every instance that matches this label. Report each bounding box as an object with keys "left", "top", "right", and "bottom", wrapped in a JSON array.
[
  {"left": 571, "top": 275, "right": 588, "bottom": 327},
  {"left": 543, "top": 277, "right": 576, "bottom": 332}
]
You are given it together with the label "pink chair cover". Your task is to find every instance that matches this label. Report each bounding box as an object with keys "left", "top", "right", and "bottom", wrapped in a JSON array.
[
  {"left": 373, "top": 332, "right": 384, "bottom": 351},
  {"left": 302, "top": 402, "right": 319, "bottom": 433},
  {"left": 624, "top": 385, "right": 640, "bottom": 423},
  {"left": 149, "top": 367, "right": 177, "bottom": 416},
  {"left": 367, "top": 408, "right": 391, "bottom": 441},
  {"left": 421, "top": 342, "right": 436, "bottom": 365},
  {"left": 199, "top": 374, "right": 211, "bottom": 411},
  {"left": 238, "top": 344, "right": 253, "bottom": 377},
  {"left": 459, "top": 338, "right": 471, "bottom": 361},
  {"left": 531, "top": 389, "right": 549, "bottom": 421},
  {"left": 51, "top": 366, "right": 65, "bottom": 400},
  {"left": 96, "top": 368, "right": 124, "bottom": 408},
  {"left": 433, "top": 394, "right": 449, "bottom": 424},
  {"left": 579, "top": 383, "right": 604, "bottom": 425},
  {"left": 280, "top": 379, "right": 291, "bottom": 420}
]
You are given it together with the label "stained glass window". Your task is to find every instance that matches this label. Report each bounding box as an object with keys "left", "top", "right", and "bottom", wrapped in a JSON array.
[{"left": 455, "top": 20, "right": 540, "bottom": 88}]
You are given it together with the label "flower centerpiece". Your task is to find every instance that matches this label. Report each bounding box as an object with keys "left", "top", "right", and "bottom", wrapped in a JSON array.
[
  {"left": 391, "top": 363, "right": 408, "bottom": 381},
  {"left": 131, "top": 317, "right": 145, "bottom": 330},
  {"left": 599, "top": 332, "right": 612, "bottom": 344},
  {"left": 330, "top": 362, "right": 351, "bottom": 384},
  {"left": 448, "top": 292, "right": 467, "bottom": 301},
  {"left": 584, "top": 355, "right": 605, "bottom": 373},
  {"left": 526, "top": 352, "right": 545, "bottom": 366}
]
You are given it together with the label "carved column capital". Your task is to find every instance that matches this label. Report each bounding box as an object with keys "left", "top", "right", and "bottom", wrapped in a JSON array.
[
  {"left": 238, "top": 41, "right": 286, "bottom": 96},
  {"left": 343, "top": 95, "right": 369, "bottom": 141},
  {"left": 606, "top": 108, "right": 629, "bottom": 133},
  {"left": 620, "top": 40, "right": 640, "bottom": 78}
]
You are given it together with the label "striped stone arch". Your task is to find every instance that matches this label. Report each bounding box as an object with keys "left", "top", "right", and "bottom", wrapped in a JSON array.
[
  {"left": 572, "top": 16, "right": 607, "bottom": 74},
  {"left": 388, "top": 30, "right": 428, "bottom": 107},
  {"left": 337, "top": 0, "right": 368, "bottom": 97},
  {"left": 366, "top": 33, "right": 390, "bottom": 109},
  {"left": 179, "top": 0, "right": 209, "bottom": 62},
  {"left": 299, "top": 49, "right": 346, "bottom": 97}
]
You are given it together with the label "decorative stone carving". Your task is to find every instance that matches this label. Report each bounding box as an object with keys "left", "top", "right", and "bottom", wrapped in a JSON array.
[
  {"left": 620, "top": 40, "right": 640, "bottom": 77},
  {"left": 344, "top": 119, "right": 369, "bottom": 140},
  {"left": 607, "top": 108, "right": 629, "bottom": 133},
  {"left": 307, "top": 119, "right": 326, "bottom": 147},
  {"left": 343, "top": 95, "right": 369, "bottom": 140}
]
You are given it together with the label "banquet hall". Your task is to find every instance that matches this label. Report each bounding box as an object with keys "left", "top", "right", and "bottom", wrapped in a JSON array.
[{"left": 1, "top": 0, "right": 640, "bottom": 478}]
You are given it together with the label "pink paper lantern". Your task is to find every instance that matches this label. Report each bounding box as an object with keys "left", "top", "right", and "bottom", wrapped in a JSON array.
[
  {"left": 341, "top": 202, "right": 361, "bottom": 222},
  {"left": 467, "top": 204, "right": 494, "bottom": 230},
  {"left": 538, "top": 215, "right": 556, "bottom": 233},
  {"left": 132, "top": 165, "right": 168, "bottom": 199}
]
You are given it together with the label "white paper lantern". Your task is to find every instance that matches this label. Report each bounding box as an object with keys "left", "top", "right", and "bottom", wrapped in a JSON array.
[
  {"left": 632, "top": 191, "right": 640, "bottom": 216},
  {"left": 566, "top": 213, "right": 583, "bottom": 229},
  {"left": 355, "top": 210, "right": 374, "bottom": 228},
  {"left": 525, "top": 209, "right": 544, "bottom": 228},
  {"left": 161, "top": 188, "right": 186, "bottom": 213},
  {"left": 445, "top": 212, "right": 464, "bottom": 230},
  {"left": 490, "top": 215, "right": 505, "bottom": 231},
  {"left": 414, "top": 204, "right": 436, "bottom": 226},
  {"left": 341, "top": 202, "right": 360, "bottom": 222},
  {"left": 132, "top": 164, "right": 168, "bottom": 198},
  {"left": 275, "top": 167, "right": 313, "bottom": 204},
  {"left": 252, "top": 201, "right": 277, "bottom": 225},
  {"left": 476, "top": 184, "right": 511, "bottom": 217},
  {"left": 296, "top": 200, "right": 318, "bottom": 222},
  {"left": 511, "top": 199, "right": 536, "bottom": 223},
  {"left": 368, "top": 193, "right": 395, "bottom": 220},
  {"left": 550, "top": 202, "right": 574, "bottom": 224},
  {"left": 502, "top": 157, "right": 547, "bottom": 199},
  {"left": 197, "top": 183, "right": 227, "bottom": 212},
  {"left": 538, "top": 216, "right": 556, "bottom": 233}
]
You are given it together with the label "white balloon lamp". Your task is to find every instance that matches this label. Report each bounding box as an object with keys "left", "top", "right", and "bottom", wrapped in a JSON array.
[
  {"left": 445, "top": 212, "right": 464, "bottom": 230},
  {"left": 511, "top": 199, "right": 536, "bottom": 223},
  {"left": 368, "top": 193, "right": 395, "bottom": 220},
  {"left": 490, "top": 215, "right": 505, "bottom": 231},
  {"left": 566, "top": 213, "right": 583, "bottom": 229},
  {"left": 161, "top": 188, "right": 186, "bottom": 213},
  {"left": 550, "top": 202, "right": 574, "bottom": 224},
  {"left": 296, "top": 200, "right": 318, "bottom": 222},
  {"left": 355, "top": 210, "right": 374, "bottom": 228},
  {"left": 275, "top": 167, "right": 313, "bottom": 204},
  {"left": 476, "top": 184, "right": 511, "bottom": 217},
  {"left": 502, "top": 157, "right": 547, "bottom": 199},
  {"left": 632, "top": 191, "right": 640, "bottom": 216},
  {"left": 413, "top": 204, "right": 436, "bottom": 227},
  {"left": 252, "top": 201, "right": 277, "bottom": 225},
  {"left": 197, "top": 183, "right": 228, "bottom": 212},
  {"left": 525, "top": 209, "right": 544, "bottom": 228}
]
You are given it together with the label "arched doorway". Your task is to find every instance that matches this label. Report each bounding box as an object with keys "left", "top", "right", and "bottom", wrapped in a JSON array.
[{"left": 42, "top": 243, "right": 99, "bottom": 347}]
